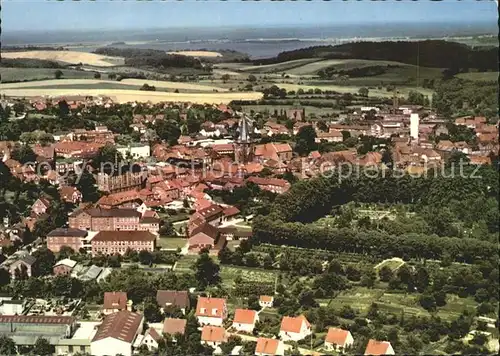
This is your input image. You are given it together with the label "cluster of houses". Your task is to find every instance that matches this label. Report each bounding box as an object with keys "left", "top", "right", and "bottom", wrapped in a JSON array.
[{"left": 0, "top": 289, "right": 394, "bottom": 356}]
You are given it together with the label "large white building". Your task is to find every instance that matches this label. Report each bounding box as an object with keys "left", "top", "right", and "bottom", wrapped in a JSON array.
[
  {"left": 90, "top": 311, "right": 144, "bottom": 356},
  {"left": 410, "top": 113, "right": 420, "bottom": 141},
  {"left": 117, "top": 143, "right": 151, "bottom": 159}
]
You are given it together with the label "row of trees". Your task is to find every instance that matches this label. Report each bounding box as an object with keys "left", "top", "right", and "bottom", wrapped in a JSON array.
[{"left": 253, "top": 217, "right": 497, "bottom": 263}]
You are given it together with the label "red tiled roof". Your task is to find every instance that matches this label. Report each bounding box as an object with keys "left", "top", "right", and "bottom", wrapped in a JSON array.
[
  {"left": 325, "top": 328, "right": 350, "bottom": 346},
  {"left": 364, "top": 340, "right": 392, "bottom": 355},
  {"left": 92, "top": 311, "right": 143, "bottom": 343},
  {"left": 156, "top": 290, "right": 190, "bottom": 309},
  {"left": 201, "top": 326, "right": 227, "bottom": 343},
  {"left": 223, "top": 206, "right": 240, "bottom": 217},
  {"left": 255, "top": 338, "right": 280, "bottom": 355},
  {"left": 103, "top": 292, "right": 128, "bottom": 310},
  {"left": 195, "top": 297, "right": 226, "bottom": 319},
  {"left": 247, "top": 176, "right": 290, "bottom": 188},
  {"left": 233, "top": 309, "right": 257, "bottom": 325},
  {"left": 259, "top": 295, "right": 273, "bottom": 302},
  {"left": 280, "top": 315, "right": 310, "bottom": 333},
  {"left": 163, "top": 318, "right": 187, "bottom": 335},
  {"left": 146, "top": 327, "right": 161, "bottom": 342}
]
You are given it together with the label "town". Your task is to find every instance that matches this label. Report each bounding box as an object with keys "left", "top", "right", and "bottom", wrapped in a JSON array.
[{"left": 1, "top": 1, "right": 499, "bottom": 356}]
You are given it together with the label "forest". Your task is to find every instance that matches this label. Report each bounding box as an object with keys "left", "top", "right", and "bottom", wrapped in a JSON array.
[
  {"left": 254, "top": 40, "right": 498, "bottom": 71},
  {"left": 93, "top": 47, "right": 210, "bottom": 72}
]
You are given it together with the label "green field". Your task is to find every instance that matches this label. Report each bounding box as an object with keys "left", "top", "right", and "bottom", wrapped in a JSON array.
[
  {"left": 216, "top": 58, "right": 322, "bottom": 74},
  {"left": 0, "top": 67, "right": 96, "bottom": 82},
  {"left": 158, "top": 237, "right": 187, "bottom": 249},
  {"left": 330, "top": 286, "right": 479, "bottom": 322},
  {"left": 6, "top": 82, "right": 219, "bottom": 93},
  {"left": 455, "top": 71, "right": 499, "bottom": 82}
]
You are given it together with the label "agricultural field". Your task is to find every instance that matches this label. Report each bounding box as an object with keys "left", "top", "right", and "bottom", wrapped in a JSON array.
[
  {"left": 2, "top": 50, "right": 124, "bottom": 67},
  {"left": 219, "top": 265, "right": 278, "bottom": 288},
  {"left": 0, "top": 67, "right": 96, "bottom": 82},
  {"left": 216, "top": 58, "right": 321, "bottom": 74},
  {"left": 455, "top": 71, "right": 499, "bottom": 82},
  {"left": 0, "top": 87, "right": 262, "bottom": 104},
  {"left": 167, "top": 50, "right": 222, "bottom": 58}
]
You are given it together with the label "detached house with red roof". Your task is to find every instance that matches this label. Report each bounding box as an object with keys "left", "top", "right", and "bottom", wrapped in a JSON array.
[
  {"left": 200, "top": 325, "right": 228, "bottom": 348},
  {"left": 195, "top": 297, "right": 227, "bottom": 326},
  {"left": 279, "top": 315, "right": 311, "bottom": 342},
  {"left": 31, "top": 197, "right": 51, "bottom": 216},
  {"left": 232, "top": 308, "right": 259, "bottom": 333},
  {"left": 255, "top": 337, "right": 285, "bottom": 356},
  {"left": 364, "top": 340, "right": 395, "bottom": 355},
  {"left": 103, "top": 292, "right": 129, "bottom": 315},
  {"left": 324, "top": 327, "right": 354, "bottom": 352}
]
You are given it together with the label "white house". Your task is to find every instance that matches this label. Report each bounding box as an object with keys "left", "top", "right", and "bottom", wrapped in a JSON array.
[
  {"left": 200, "top": 128, "right": 222, "bottom": 137},
  {"left": 139, "top": 327, "right": 162, "bottom": 351},
  {"left": 90, "top": 311, "right": 144, "bottom": 356},
  {"left": 279, "top": 315, "right": 311, "bottom": 342},
  {"left": 232, "top": 309, "right": 259, "bottom": 333},
  {"left": 259, "top": 296, "right": 274, "bottom": 308},
  {"left": 201, "top": 326, "right": 227, "bottom": 349},
  {"left": 195, "top": 297, "right": 227, "bottom": 326},
  {"left": 255, "top": 337, "right": 285, "bottom": 356},
  {"left": 364, "top": 339, "right": 395, "bottom": 355},
  {"left": 324, "top": 327, "right": 354, "bottom": 352},
  {"left": 117, "top": 143, "right": 151, "bottom": 159}
]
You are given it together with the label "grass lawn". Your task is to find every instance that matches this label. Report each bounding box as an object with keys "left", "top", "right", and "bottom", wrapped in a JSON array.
[
  {"left": 374, "top": 258, "right": 405, "bottom": 272},
  {"left": 330, "top": 287, "right": 384, "bottom": 313},
  {"left": 158, "top": 237, "right": 187, "bottom": 250}
]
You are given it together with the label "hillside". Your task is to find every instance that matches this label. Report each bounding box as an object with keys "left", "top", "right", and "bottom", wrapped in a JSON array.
[{"left": 253, "top": 40, "right": 498, "bottom": 71}]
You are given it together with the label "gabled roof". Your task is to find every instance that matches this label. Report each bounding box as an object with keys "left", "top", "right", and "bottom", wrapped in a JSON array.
[
  {"left": 233, "top": 309, "right": 257, "bottom": 325},
  {"left": 156, "top": 290, "right": 190, "bottom": 309},
  {"left": 201, "top": 325, "right": 227, "bottom": 343},
  {"left": 103, "top": 291, "right": 128, "bottom": 310},
  {"left": 195, "top": 297, "right": 226, "bottom": 319},
  {"left": 93, "top": 231, "right": 156, "bottom": 242},
  {"left": 54, "top": 258, "right": 77, "bottom": 269},
  {"left": 145, "top": 327, "right": 161, "bottom": 342},
  {"left": 92, "top": 311, "right": 143, "bottom": 343},
  {"left": 364, "top": 340, "right": 392, "bottom": 355},
  {"left": 259, "top": 295, "right": 274, "bottom": 302},
  {"left": 255, "top": 337, "right": 280, "bottom": 355},
  {"left": 280, "top": 315, "right": 310, "bottom": 333},
  {"left": 325, "top": 328, "right": 350, "bottom": 346},
  {"left": 163, "top": 318, "right": 187, "bottom": 335},
  {"left": 47, "top": 228, "right": 87, "bottom": 237}
]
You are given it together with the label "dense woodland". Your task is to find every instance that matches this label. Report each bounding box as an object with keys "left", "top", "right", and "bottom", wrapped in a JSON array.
[
  {"left": 93, "top": 47, "right": 211, "bottom": 72},
  {"left": 254, "top": 40, "right": 498, "bottom": 71}
]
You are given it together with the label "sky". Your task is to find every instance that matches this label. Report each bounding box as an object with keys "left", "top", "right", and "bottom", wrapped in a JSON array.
[{"left": 2, "top": 0, "right": 498, "bottom": 32}]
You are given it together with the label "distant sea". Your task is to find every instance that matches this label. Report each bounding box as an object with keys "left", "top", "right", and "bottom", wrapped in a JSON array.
[{"left": 3, "top": 22, "right": 496, "bottom": 59}]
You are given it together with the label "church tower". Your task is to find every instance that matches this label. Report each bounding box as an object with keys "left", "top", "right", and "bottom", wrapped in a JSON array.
[{"left": 235, "top": 114, "right": 253, "bottom": 164}]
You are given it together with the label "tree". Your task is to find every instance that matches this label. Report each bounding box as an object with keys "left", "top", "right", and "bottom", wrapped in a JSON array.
[
  {"left": 217, "top": 246, "right": 233, "bottom": 264},
  {"left": 0, "top": 336, "right": 16, "bottom": 355},
  {"left": 144, "top": 297, "right": 163, "bottom": 322},
  {"left": 247, "top": 295, "right": 260, "bottom": 310},
  {"left": 316, "top": 121, "right": 328, "bottom": 132},
  {"left": 32, "top": 247, "right": 56, "bottom": 276},
  {"left": 74, "top": 170, "right": 100, "bottom": 202},
  {"left": 159, "top": 221, "right": 175, "bottom": 236},
  {"left": 419, "top": 293, "right": 436, "bottom": 311},
  {"left": 0, "top": 268, "right": 11, "bottom": 288},
  {"left": 54, "top": 70, "right": 63, "bottom": 79},
  {"left": 11, "top": 144, "right": 37, "bottom": 164},
  {"left": 139, "top": 250, "right": 154, "bottom": 265},
  {"left": 221, "top": 74, "right": 230, "bottom": 83},
  {"left": 358, "top": 87, "right": 369, "bottom": 97},
  {"left": 155, "top": 120, "right": 181, "bottom": 146},
  {"left": 108, "top": 73, "right": 117, "bottom": 80},
  {"left": 247, "top": 74, "right": 257, "bottom": 83},
  {"left": 294, "top": 125, "right": 317, "bottom": 156},
  {"left": 194, "top": 250, "right": 221, "bottom": 289},
  {"left": 93, "top": 144, "right": 123, "bottom": 172},
  {"left": 94, "top": 72, "right": 101, "bottom": 79},
  {"left": 58, "top": 246, "right": 75, "bottom": 260},
  {"left": 32, "top": 337, "right": 53, "bottom": 356}
]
